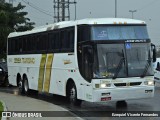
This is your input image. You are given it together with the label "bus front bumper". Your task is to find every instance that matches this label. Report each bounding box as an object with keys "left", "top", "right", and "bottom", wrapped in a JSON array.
[{"left": 92, "top": 86, "right": 154, "bottom": 102}]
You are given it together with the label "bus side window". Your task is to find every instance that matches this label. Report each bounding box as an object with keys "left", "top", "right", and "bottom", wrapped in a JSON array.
[
  {"left": 61, "top": 30, "right": 68, "bottom": 50},
  {"left": 68, "top": 29, "right": 74, "bottom": 50},
  {"left": 8, "top": 39, "right": 12, "bottom": 54},
  {"left": 77, "top": 25, "right": 90, "bottom": 43},
  {"left": 23, "top": 37, "right": 27, "bottom": 53},
  {"left": 11, "top": 38, "right": 15, "bottom": 54},
  {"left": 54, "top": 32, "right": 60, "bottom": 51},
  {"left": 48, "top": 33, "right": 54, "bottom": 51},
  {"left": 36, "top": 35, "right": 41, "bottom": 51},
  {"left": 14, "top": 38, "right": 19, "bottom": 53},
  {"left": 32, "top": 35, "right": 36, "bottom": 52},
  {"left": 19, "top": 38, "right": 23, "bottom": 53},
  {"left": 40, "top": 34, "right": 47, "bottom": 52}
]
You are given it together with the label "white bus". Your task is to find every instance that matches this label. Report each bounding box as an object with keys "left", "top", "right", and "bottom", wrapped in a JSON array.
[
  {"left": 153, "top": 58, "right": 160, "bottom": 83},
  {"left": 7, "top": 18, "right": 156, "bottom": 106}
]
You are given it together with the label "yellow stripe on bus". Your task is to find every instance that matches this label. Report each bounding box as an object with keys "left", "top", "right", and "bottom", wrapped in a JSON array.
[
  {"left": 38, "top": 54, "right": 47, "bottom": 92},
  {"left": 43, "top": 54, "right": 54, "bottom": 93}
]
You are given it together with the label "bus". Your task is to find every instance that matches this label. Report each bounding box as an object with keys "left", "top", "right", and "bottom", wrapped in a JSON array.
[
  {"left": 153, "top": 58, "right": 160, "bottom": 83},
  {"left": 7, "top": 18, "right": 156, "bottom": 106}
]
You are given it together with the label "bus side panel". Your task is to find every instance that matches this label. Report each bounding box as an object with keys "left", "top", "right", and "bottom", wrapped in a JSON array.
[
  {"left": 7, "top": 54, "right": 42, "bottom": 91},
  {"left": 8, "top": 55, "right": 19, "bottom": 86},
  {"left": 26, "top": 54, "right": 42, "bottom": 90},
  {"left": 49, "top": 53, "right": 77, "bottom": 96},
  {"left": 48, "top": 53, "right": 92, "bottom": 101}
]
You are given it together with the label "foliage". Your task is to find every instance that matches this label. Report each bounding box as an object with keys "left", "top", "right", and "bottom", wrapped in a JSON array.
[
  {"left": 0, "top": 101, "right": 3, "bottom": 111},
  {"left": 0, "top": 2, "right": 35, "bottom": 59},
  {"left": 0, "top": 101, "right": 3, "bottom": 119},
  {"left": 0, "top": 0, "right": 5, "bottom": 4}
]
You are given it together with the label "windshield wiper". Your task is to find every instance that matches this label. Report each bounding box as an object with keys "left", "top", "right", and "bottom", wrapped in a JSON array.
[
  {"left": 140, "top": 59, "right": 151, "bottom": 78},
  {"left": 141, "top": 49, "right": 151, "bottom": 78},
  {"left": 112, "top": 57, "right": 125, "bottom": 79},
  {"left": 112, "top": 50, "right": 125, "bottom": 79}
]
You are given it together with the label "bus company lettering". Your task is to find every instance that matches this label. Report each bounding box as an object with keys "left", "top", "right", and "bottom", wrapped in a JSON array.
[
  {"left": 125, "top": 39, "right": 147, "bottom": 43},
  {"left": 14, "top": 58, "right": 35, "bottom": 64},
  {"left": 63, "top": 59, "right": 72, "bottom": 65},
  {"left": 14, "top": 58, "right": 21, "bottom": 63},
  {"left": 22, "top": 58, "right": 35, "bottom": 64}
]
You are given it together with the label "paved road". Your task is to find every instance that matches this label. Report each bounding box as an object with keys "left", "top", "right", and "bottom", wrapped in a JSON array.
[
  {"left": 0, "top": 88, "right": 82, "bottom": 120},
  {"left": 0, "top": 83, "right": 160, "bottom": 120},
  {"left": 71, "top": 82, "right": 160, "bottom": 120}
]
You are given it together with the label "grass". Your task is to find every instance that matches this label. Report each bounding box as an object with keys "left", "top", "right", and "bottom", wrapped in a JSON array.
[
  {"left": 0, "top": 101, "right": 4, "bottom": 120},
  {"left": 0, "top": 101, "right": 3, "bottom": 111}
]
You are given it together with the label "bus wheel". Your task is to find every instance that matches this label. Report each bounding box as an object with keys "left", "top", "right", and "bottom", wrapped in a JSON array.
[
  {"left": 18, "top": 78, "right": 24, "bottom": 94},
  {"left": 68, "top": 83, "right": 82, "bottom": 106},
  {"left": 23, "top": 77, "right": 29, "bottom": 95}
]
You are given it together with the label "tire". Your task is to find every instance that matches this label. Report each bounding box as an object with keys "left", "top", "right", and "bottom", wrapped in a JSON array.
[
  {"left": 23, "top": 77, "right": 29, "bottom": 95},
  {"left": 68, "top": 83, "right": 82, "bottom": 106},
  {"left": 18, "top": 77, "right": 24, "bottom": 94}
]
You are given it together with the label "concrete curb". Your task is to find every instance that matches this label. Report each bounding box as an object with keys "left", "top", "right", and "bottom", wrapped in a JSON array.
[{"left": 1, "top": 100, "right": 7, "bottom": 120}]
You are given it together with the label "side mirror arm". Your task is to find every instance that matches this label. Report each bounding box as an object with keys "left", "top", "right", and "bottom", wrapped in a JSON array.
[{"left": 151, "top": 43, "right": 156, "bottom": 62}]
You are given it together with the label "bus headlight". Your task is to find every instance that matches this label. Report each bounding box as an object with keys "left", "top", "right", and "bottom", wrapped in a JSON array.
[
  {"left": 100, "top": 83, "right": 106, "bottom": 88},
  {"left": 148, "top": 81, "right": 154, "bottom": 86},
  {"left": 144, "top": 81, "right": 154, "bottom": 86},
  {"left": 100, "top": 83, "right": 111, "bottom": 88}
]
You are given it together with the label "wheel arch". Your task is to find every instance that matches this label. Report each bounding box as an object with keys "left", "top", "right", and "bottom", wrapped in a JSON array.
[
  {"left": 66, "top": 78, "right": 75, "bottom": 96},
  {"left": 66, "top": 78, "right": 82, "bottom": 106},
  {"left": 22, "top": 74, "right": 28, "bottom": 80},
  {"left": 16, "top": 73, "right": 21, "bottom": 86}
]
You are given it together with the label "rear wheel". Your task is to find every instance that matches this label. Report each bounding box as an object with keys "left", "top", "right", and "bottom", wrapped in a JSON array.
[
  {"left": 23, "top": 77, "right": 29, "bottom": 95},
  {"left": 68, "top": 83, "right": 82, "bottom": 106}
]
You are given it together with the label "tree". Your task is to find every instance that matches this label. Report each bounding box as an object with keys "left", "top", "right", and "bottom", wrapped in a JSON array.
[
  {"left": 0, "top": 2, "right": 35, "bottom": 59},
  {"left": 0, "top": 0, "right": 5, "bottom": 4}
]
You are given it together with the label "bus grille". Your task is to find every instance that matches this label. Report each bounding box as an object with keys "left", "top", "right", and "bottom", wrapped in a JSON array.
[{"left": 114, "top": 82, "right": 142, "bottom": 87}]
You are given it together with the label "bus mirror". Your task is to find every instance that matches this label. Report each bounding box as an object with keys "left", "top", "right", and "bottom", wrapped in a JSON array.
[
  {"left": 156, "top": 62, "right": 160, "bottom": 71},
  {"left": 82, "top": 45, "right": 94, "bottom": 63},
  {"left": 151, "top": 43, "right": 156, "bottom": 62},
  {"left": 87, "top": 46, "right": 94, "bottom": 63},
  {"left": 82, "top": 45, "right": 94, "bottom": 82}
]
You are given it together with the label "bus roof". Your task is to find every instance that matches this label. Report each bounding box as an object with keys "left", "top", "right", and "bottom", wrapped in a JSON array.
[{"left": 8, "top": 18, "right": 146, "bottom": 38}]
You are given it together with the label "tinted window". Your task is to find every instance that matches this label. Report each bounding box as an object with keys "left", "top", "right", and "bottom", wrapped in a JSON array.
[
  {"left": 61, "top": 30, "right": 68, "bottom": 49},
  {"left": 8, "top": 26, "right": 75, "bottom": 54},
  {"left": 68, "top": 29, "right": 74, "bottom": 49},
  {"left": 78, "top": 26, "right": 90, "bottom": 43},
  {"left": 91, "top": 25, "right": 149, "bottom": 40},
  {"left": 54, "top": 32, "right": 60, "bottom": 50},
  {"left": 48, "top": 33, "right": 54, "bottom": 51}
]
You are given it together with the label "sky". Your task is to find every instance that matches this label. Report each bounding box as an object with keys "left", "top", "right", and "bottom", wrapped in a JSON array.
[{"left": 6, "top": 0, "right": 160, "bottom": 45}]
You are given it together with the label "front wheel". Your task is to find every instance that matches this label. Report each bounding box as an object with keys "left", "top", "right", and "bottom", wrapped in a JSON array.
[{"left": 68, "top": 83, "right": 82, "bottom": 106}]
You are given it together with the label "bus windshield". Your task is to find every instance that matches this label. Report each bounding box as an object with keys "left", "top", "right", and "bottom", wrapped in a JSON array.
[
  {"left": 93, "top": 43, "right": 154, "bottom": 79},
  {"left": 91, "top": 25, "right": 149, "bottom": 40}
]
